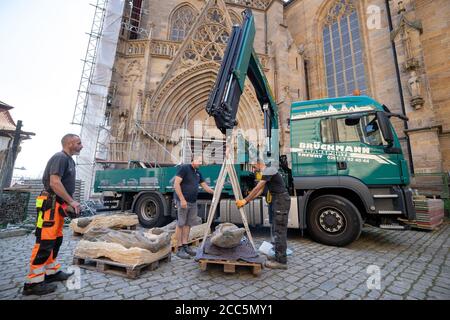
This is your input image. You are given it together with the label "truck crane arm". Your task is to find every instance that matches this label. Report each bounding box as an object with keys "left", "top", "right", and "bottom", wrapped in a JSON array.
[{"left": 206, "top": 9, "right": 278, "bottom": 149}]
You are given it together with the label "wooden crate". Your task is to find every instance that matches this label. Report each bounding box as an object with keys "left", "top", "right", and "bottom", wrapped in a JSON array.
[
  {"left": 73, "top": 252, "right": 171, "bottom": 279},
  {"left": 198, "top": 258, "right": 263, "bottom": 276}
]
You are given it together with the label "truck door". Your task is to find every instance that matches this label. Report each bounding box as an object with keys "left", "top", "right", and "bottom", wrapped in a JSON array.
[
  {"left": 290, "top": 117, "right": 337, "bottom": 177},
  {"left": 332, "top": 113, "right": 402, "bottom": 185}
]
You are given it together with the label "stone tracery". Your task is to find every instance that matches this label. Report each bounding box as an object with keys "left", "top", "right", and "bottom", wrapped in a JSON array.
[{"left": 140, "top": 0, "right": 263, "bottom": 163}]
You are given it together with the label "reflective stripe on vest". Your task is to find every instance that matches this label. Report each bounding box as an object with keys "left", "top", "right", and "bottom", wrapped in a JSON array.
[
  {"left": 36, "top": 211, "right": 44, "bottom": 229},
  {"left": 26, "top": 274, "right": 45, "bottom": 284},
  {"left": 30, "top": 266, "right": 45, "bottom": 275}
]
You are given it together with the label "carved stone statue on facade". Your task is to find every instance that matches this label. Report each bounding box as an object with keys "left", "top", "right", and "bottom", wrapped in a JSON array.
[
  {"left": 390, "top": 1, "right": 423, "bottom": 72},
  {"left": 401, "top": 27, "right": 413, "bottom": 61},
  {"left": 117, "top": 114, "right": 127, "bottom": 142},
  {"left": 407, "top": 71, "right": 424, "bottom": 109},
  {"left": 408, "top": 71, "right": 420, "bottom": 97},
  {"left": 116, "top": 112, "right": 128, "bottom": 161}
]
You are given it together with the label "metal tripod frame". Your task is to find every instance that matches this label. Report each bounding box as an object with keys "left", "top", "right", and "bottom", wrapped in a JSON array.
[{"left": 200, "top": 131, "right": 257, "bottom": 253}]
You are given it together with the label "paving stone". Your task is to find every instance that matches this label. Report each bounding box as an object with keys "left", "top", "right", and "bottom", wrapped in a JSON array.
[
  {"left": 310, "top": 288, "right": 326, "bottom": 297},
  {"left": 327, "top": 287, "right": 348, "bottom": 299},
  {"left": 319, "top": 281, "right": 337, "bottom": 292},
  {"left": 407, "top": 290, "right": 426, "bottom": 300},
  {"left": 1, "top": 220, "right": 448, "bottom": 300}
]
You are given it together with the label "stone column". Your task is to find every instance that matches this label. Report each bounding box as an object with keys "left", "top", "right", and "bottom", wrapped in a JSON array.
[{"left": 389, "top": 0, "right": 443, "bottom": 174}]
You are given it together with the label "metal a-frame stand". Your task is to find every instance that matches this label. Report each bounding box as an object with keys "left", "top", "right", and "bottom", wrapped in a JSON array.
[{"left": 200, "top": 131, "right": 257, "bottom": 253}]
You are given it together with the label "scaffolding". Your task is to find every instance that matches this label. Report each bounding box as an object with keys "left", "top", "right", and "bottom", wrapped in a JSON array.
[
  {"left": 121, "top": 0, "right": 151, "bottom": 39},
  {"left": 74, "top": 0, "right": 226, "bottom": 199},
  {"left": 72, "top": 0, "right": 108, "bottom": 126},
  {"left": 73, "top": 0, "right": 125, "bottom": 199}
]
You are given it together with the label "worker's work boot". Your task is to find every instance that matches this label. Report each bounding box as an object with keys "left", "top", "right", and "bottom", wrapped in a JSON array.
[
  {"left": 183, "top": 245, "right": 197, "bottom": 256},
  {"left": 265, "top": 260, "right": 288, "bottom": 270},
  {"left": 266, "top": 254, "right": 276, "bottom": 261},
  {"left": 22, "top": 282, "right": 57, "bottom": 296},
  {"left": 176, "top": 247, "right": 191, "bottom": 259},
  {"left": 45, "top": 270, "right": 74, "bottom": 283}
]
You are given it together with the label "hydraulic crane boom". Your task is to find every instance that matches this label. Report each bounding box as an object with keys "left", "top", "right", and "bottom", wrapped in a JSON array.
[{"left": 206, "top": 9, "right": 279, "bottom": 157}]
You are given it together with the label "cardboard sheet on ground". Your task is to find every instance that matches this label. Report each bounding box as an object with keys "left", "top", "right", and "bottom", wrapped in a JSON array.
[{"left": 195, "top": 236, "right": 266, "bottom": 264}]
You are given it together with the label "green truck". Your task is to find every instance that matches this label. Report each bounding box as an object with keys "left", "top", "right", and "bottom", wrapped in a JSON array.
[{"left": 94, "top": 9, "right": 415, "bottom": 247}]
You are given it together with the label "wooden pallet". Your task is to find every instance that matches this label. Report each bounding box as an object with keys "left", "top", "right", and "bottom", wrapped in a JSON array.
[
  {"left": 72, "top": 252, "right": 171, "bottom": 279},
  {"left": 398, "top": 218, "right": 444, "bottom": 231},
  {"left": 198, "top": 258, "right": 263, "bottom": 276},
  {"left": 72, "top": 224, "right": 137, "bottom": 237},
  {"left": 171, "top": 237, "right": 203, "bottom": 253}
]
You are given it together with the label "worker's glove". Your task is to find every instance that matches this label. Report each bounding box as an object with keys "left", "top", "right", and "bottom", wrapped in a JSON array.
[{"left": 236, "top": 199, "right": 247, "bottom": 208}]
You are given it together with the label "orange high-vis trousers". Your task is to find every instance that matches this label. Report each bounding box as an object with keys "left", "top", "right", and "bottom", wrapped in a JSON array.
[{"left": 26, "top": 199, "right": 67, "bottom": 284}]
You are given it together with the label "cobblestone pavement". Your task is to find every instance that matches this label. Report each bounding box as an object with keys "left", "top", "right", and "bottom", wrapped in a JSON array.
[{"left": 0, "top": 220, "right": 449, "bottom": 300}]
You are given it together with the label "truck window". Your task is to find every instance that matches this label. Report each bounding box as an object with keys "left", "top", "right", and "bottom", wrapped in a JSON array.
[
  {"left": 293, "top": 118, "right": 322, "bottom": 144},
  {"left": 320, "top": 119, "right": 333, "bottom": 144},
  {"left": 336, "top": 114, "right": 385, "bottom": 146}
]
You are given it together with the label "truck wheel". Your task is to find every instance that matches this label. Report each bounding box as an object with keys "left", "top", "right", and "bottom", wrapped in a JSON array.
[
  {"left": 134, "top": 193, "right": 167, "bottom": 228},
  {"left": 306, "top": 195, "right": 362, "bottom": 247}
]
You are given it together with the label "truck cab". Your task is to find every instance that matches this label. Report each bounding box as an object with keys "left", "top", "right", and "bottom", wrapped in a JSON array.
[{"left": 289, "top": 96, "right": 416, "bottom": 246}]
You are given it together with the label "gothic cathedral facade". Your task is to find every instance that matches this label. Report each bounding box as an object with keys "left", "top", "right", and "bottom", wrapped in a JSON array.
[{"left": 105, "top": 0, "right": 450, "bottom": 178}]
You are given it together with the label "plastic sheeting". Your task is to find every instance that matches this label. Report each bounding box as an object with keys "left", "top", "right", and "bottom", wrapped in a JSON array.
[{"left": 77, "top": 0, "right": 125, "bottom": 199}]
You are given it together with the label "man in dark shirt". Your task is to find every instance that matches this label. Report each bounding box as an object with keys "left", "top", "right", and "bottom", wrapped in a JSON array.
[
  {"left": 236, "top": 160, "right": 291, "bottom": 269},
  {"left": 23, "top": 134, "right": 83, "bottom": 296},
  {"left": 174, "top": 155, "right": 214, "bottom": 259}
]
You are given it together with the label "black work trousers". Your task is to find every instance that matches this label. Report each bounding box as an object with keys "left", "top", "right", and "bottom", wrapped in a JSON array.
[{"left": 271, "top": 192, "right": 290, "bottom": 264}]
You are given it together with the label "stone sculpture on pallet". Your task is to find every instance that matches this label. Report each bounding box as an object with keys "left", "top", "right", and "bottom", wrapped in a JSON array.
[
  {"left": 74, "top": 227, "right": 171, "bottom": 266},
  {"left": 210, "top": 223, "right": 245, "bottom": 249},
  {"left": 69, "top": 213, "right": 138, "bottom": 235}
]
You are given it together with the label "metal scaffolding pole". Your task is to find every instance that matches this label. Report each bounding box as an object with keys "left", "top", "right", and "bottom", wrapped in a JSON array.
[
  {"left": 72, "top": 0, "right": 108, "bottom": 126},
  {"left": 73, "top": 0, "right": 126, "bottom": 199}
]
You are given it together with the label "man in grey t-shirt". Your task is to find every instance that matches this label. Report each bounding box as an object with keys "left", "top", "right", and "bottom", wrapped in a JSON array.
[
  {"left": 23, "top": 134, "right": 83, "bottom": 296},
  {"left": 236, "top": 160, "right": 290, "bottom": 269}
]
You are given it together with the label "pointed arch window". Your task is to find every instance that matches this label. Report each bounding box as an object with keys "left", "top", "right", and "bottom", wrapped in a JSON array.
[
  {"left": 322, "top": 0, "right": 367, "bottom": 97},
  {"left": 229, "top": 10, "right": 242, "bottom": 26},
  {"left": 169, "top": 5, "right": 196, "bottom": 41}
]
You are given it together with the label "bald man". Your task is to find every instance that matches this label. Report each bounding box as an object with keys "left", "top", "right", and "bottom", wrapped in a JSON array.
[{"left": 23, "top": 134, "right": 83, "bottom": 296}]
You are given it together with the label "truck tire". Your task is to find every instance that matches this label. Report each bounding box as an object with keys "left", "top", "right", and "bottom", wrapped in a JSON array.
[
  {"left": 306, "top": 195, "right": 362, "bottom": 247},
  {"left": 134, "top": 193, "right": 168, "bottom": 228}
]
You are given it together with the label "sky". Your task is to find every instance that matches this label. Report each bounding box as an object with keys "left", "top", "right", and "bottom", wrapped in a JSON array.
[{"left": 0, "top": 0, "right": 93, "bottom": 180}]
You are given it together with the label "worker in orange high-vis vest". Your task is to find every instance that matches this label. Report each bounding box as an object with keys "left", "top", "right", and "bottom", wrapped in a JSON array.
[{"left": 23, "top": 134, "right": 83, "bottom": 296}]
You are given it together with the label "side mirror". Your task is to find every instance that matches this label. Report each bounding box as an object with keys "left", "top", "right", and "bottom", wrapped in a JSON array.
[
  {"left": 345, "top": 115, "right": 361, "bottom": 126},
  {"left": 377, "top": 111, "right": 394, "bottom": 147}
]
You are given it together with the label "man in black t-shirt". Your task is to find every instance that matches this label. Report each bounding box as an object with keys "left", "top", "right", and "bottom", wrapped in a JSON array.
[
  {"left": 23, "top": 134, "right": 83, "bottom": 296},
  {"left": 173, "top": 155, "right": 214, "bottom": 259},
  {"left": 236, "top": 160, "right": 291, "bottom": 270}
]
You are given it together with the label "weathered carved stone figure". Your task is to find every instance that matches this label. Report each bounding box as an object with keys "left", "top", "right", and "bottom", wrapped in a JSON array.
[
  {"left": 117, "top": 113, "right": 127, "bottom": 141},
  {"left": 408, "top": 71, "right": 421, "bottom": 98},
  {"left": 82, "top": 227, "right": 171, "bottom": 253},
  {"left": 210, "top": 223, "right": 246, "bottom": 249},
  {"left": 401, "top": 27, "right": 413, "bottom": 62},
  {"left": 408, "top": 70, "right": 424, "bottom": 109}
]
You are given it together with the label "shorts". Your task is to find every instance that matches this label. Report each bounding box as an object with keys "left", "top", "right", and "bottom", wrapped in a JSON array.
[{"left": 176, "top": 200, "right": 198, "bottom": 227}]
